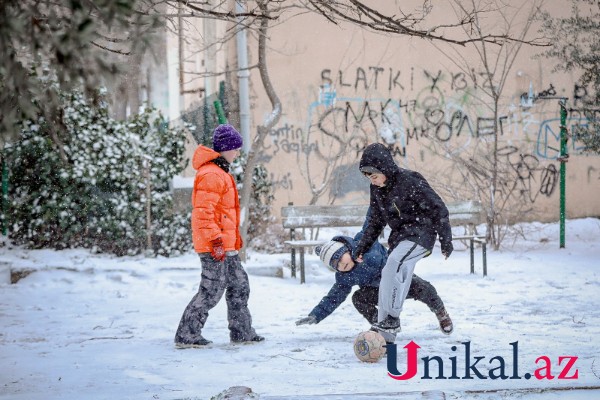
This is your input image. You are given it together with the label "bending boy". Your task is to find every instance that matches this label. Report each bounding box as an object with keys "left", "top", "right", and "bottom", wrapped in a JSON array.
[{"left": 295, "top": 232, "right": 453, "bottom": 338}]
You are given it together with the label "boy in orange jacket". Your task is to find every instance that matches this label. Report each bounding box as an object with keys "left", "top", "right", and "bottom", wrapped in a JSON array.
[{"left": 175, "top": 124, "right": 264, "bottom": 347}]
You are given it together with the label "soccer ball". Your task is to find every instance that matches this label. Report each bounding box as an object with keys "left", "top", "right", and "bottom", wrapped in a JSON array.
[{"left": 353, "top": 330, "right": 387, "bottom": 363}]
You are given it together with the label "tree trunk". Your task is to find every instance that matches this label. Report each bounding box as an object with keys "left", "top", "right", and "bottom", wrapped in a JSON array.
[
  {"left": 238, "top": 1, "right": 281, "bottom": 260},
  {"left": 489, "top": 97, "right": 500, "bottom": 250}
]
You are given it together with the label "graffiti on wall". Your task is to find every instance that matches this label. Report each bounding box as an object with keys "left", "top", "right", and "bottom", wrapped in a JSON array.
[
  {"left": 497, "top": 146, "right": 558, "bottom": 204},
  {"left": 263, "top": 65, "right": 598, "bottom": 206},
  {"left": 536, "top": 117, "right": 590, "bottom": 159}
]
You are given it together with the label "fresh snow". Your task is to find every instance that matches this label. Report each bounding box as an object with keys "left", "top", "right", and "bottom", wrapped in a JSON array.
[{"left": 1, "top": 218, "right": 599, "bottom": 399}]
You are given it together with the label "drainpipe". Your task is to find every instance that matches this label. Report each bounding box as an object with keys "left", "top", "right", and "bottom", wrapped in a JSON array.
[
  {"left": 236, "top": 0, "right": 251, "bottom": 154},
  {"left": 1, "top": 156, "right": 7, "bottom": 236},
  {"left": 178, "top": 3, "right": 185, "bottom": 115}
]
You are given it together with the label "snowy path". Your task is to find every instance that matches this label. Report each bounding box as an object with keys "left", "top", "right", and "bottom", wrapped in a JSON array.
[{"left": 1, "top": 219, "right": 599, "bottom": 399}]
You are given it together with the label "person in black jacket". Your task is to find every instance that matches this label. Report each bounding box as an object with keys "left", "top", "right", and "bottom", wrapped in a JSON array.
[
  {"left": 354, "top": 143, "right": 453, "bottom": 339},
  {"left": 294, "top": 233, "right": 453, "bottom": 338}
]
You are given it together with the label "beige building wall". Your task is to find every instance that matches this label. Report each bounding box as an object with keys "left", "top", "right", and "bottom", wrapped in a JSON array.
[
  {"left": 239, "top": 1, "right": 600, "bottom": 223},
  {"left": 171, "top": 1, "right": 599, "bottom": 223}
]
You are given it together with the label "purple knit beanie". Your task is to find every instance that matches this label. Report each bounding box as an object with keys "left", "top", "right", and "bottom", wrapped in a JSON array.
[{"left": 213, "top": 124, "right": 243, "bottom": 152}]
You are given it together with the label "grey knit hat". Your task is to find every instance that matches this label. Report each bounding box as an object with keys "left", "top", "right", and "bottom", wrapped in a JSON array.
[{"left": 315, "top": 240, "right": 347, "bottom": 272}]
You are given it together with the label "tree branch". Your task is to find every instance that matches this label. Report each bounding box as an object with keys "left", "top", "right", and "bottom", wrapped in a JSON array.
[
  {"left": 306, "top": 0, "right": 551, "bottom": 46},
  {"left": 90, "top": 41, "right": 131, "bottom": 56},
  {"left": 166, "top": 0, "right": 276, "bottom": 21}
]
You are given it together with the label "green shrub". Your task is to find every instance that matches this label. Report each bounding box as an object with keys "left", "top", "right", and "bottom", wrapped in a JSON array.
[
  {"left": 231, "top": 152, "right": 274, "bottom": 240},
  {"left": 3, "top": 90, "right": 192, "bottom": 256}
]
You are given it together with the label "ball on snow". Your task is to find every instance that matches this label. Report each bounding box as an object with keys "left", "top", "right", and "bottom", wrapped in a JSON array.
[{"left": 353, "top": 330, "right": 387, "bottom": 363}]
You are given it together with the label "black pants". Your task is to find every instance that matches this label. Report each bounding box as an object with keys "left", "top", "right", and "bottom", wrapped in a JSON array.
[{"left": 352, "top": 274, "right": 445, "bottom": 324}]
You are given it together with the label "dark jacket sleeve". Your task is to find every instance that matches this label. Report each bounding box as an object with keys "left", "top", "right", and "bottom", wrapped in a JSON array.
[
  {"left": 309, "top": 281, "right": 353, "bottom": 322},
  {"left": 355, "top": 197, "right": 385, "bottom": 257},
  {"left": 412, "top": 173, "right": 452, "bottom": 246}
]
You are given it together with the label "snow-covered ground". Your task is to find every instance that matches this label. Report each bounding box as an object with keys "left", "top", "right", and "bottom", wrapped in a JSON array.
[{"left": 1, "top": 218, "right": 599, "bottom": 400}]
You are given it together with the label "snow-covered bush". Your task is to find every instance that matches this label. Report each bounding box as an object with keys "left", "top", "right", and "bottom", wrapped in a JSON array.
[
  {"left": 3, "top": 90, "right": 192, "bottom": 256},
  {"left": 231, "top": 152, "right": 275, "bottom": 242}
]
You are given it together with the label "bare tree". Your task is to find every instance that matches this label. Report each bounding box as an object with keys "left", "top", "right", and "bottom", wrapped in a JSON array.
[
  {"left": 292, "top": 1, "right": 553, "bottom": 209},
  {"left": 304, "top": 0, "right": 548, "bottom": 46},
  {"left": 427, "top": 0, "right": 549, "bottom": 249},
  {"left": 237, "top": 0, "right": 282, "bottom": 256}
]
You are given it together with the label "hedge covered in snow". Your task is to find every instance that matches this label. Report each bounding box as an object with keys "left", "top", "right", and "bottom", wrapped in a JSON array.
[{"left": 3, "top": 90, "right": 192, "bottom": 256}]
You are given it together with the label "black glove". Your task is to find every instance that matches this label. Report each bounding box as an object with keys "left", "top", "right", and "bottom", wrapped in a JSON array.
[
  {"left": 441, "top": 241, "right": 453, "bottom": 258},
  {"left": 352, "top": 247, "right": 365, "bottom": 262},
  {"left": 295, "top": 315, "right": 317, "bottom": 326}
]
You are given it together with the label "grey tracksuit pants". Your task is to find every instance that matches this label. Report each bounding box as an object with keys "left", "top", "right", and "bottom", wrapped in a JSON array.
[
  {"left": 377, "top": 240, "right": 429, "bottom": 341},
  {"left": 174, "top": 253, "right": 257, "bottom": 344},
  {"left": 352, "top": 275, "right": 446, "bottom": 324}
]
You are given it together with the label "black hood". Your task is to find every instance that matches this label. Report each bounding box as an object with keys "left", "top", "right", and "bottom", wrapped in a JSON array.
[{"left": 359, "top": 143, "right": 399, "bottom": 180}]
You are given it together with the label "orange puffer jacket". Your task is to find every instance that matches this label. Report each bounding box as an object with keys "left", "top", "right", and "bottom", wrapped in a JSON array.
[{"left": 191, "top": 145, "right": 242, "bottom": 253}]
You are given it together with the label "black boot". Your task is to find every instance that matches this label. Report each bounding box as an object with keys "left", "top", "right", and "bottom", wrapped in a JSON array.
[
  {"left": 175, "top": 336, "right": 213, "bottom": 348},
  {"left": 371, "top": 315, "right": 401, "bottom": 333},
  {"left": 231, "top": 334, "right": 265, "bottom": 344}
]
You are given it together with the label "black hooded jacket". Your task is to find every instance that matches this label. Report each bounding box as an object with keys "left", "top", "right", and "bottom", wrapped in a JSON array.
[{"left": 355, "top": 143, "right": 452, "bottom": 256}]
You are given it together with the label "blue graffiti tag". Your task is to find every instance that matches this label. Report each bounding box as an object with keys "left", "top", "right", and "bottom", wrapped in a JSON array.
[{"left": 536, "top": 118, "right": 588, "bottom": 160}]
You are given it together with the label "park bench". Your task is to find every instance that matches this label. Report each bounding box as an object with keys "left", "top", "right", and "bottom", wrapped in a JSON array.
[{"left": 281, "top": 200, "right": 487, "bottom": 283}]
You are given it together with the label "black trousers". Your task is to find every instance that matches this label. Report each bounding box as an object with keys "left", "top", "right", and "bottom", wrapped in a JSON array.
[{"left": 351, "top": 274, "right": 445, "bottom": 324}]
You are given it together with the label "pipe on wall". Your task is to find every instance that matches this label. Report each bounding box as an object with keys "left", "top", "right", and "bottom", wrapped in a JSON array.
[{"left": 236, "top": 0, "right": 251, "bottom": 153}]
